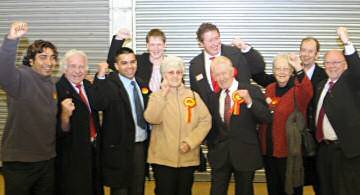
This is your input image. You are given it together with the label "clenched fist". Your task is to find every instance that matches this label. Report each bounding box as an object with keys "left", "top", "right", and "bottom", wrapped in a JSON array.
[
  {"left": 8, "top": 21, "right": 28, "bottom": 40},
  {"left": 288, "top": 53, "right": 302, "bottom": 72},
  {"left": 116, "top": 28, "right": 131, "bottom": 40},
  {"left": 337, "top": 27, "right": 350, "bottom": 44},
  {"left": 61, "top": 98, "right": 75, "bottom": 117},
  {"left": 97, "top": 62, "right": 109, "bottom": 77}
]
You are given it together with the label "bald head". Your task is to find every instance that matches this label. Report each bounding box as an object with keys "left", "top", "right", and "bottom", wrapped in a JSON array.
[
  {"left": 324, "top": 49, "right": 348, "bottom": 81},
  {"left": 210, "top": 56, "right": 235, "bottom": 89}
]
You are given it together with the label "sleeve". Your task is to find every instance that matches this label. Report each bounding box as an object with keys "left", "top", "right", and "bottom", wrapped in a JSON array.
[
  {"left": 92, "top": 76, "right": 111, "bottom": 111},
  {"left": 107, "top": 35, "right": 125, "bottom": 71},
  {"left": 248, "top": 85, "right": 272, "bottom": 123},
  {"left": 182, "top": 92, "right": 212, "bottom": 150},
  {"left": 189, "top": 62, "right": 199, "bottom": 93},
  {"left": 252, "top": 71, "right": 276, "bottom": 88},
  {"left": 295, "top": 75, "right": 313, "bottom": 113},
  {"left": 243, "top": 47, "right": 266, "bottom": 75},
  {"left": 344, "top": 49, "right": 360, "bottom": 87},
  {"left": 0, "top": 36, "right": 21, "bottom": 97},
  {"left": 143, "top": 91, "right": 167, "bottom": 124}
]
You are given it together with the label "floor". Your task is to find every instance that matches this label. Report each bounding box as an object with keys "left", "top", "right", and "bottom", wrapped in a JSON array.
[{"left": 0, "top": 175, "right": 316, "bottom": 195}]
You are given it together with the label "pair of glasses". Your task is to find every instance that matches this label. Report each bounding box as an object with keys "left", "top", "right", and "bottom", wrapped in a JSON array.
[
  {"left": 324, "top": 61, "right": 345, "bottom": 66},
  {"left": 166, "top": 70, "right": 183, "bottom": 75}
]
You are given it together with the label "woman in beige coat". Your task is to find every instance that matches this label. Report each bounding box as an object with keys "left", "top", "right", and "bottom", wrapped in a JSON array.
[{"left": 144, "top": 55, "right": 211, "bottom": 195}]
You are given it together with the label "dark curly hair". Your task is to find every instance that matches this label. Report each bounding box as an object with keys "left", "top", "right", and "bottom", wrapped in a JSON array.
[
  {"left": 196, "top": 22, "right": 220, "bottom": 43},
  {"left": 22, "top": 40, "right": 58, "bottom": 66}
]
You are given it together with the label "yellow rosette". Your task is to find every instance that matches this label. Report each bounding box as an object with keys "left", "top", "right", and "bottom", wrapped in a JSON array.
[
  {"left": 271, "top": 97, "right": 280, "bottom": 106},
  {"left": 52, "top": 92, "right": 57, "bottom": 100},
  {"left": 183, "top": 97, "right": 196, "bottom": 123},
  {"left": 232, "top": 92, "right": 245, "bottom": 115},
  {"left": 141, "top": 87, "right": 149, "bottom": 95}
]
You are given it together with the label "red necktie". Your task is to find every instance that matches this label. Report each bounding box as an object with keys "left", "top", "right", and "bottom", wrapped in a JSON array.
[
  {"left": 224, "top": 89, "right": 231, "bottom": 125},
  {"left": 76, "top": 84, "right": 97, "bottom": 141},
  {"left": 316, "top": 81, "right": 335, "bottom": 142},
  {"left": 209, "top": 56, "right": 220, "bottom": 93}
]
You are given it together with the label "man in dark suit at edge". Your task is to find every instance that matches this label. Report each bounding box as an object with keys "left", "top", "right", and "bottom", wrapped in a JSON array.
[{"left": 314, "top": 27, "right": 360, "bottom": 195}]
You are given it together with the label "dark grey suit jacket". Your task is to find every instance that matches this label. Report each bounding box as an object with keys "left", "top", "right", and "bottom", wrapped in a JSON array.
[{"left": 207, "top": 82, "right": 271, "bottom": 171}]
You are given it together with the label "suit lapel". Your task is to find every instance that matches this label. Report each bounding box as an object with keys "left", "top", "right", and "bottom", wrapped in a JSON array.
[
  {"left": 108, "top": 73, "right": 132, "bottom": 110},
  {"left": 58, "top": 75, "right": 83, "bottom": 103},
  {"left": 195, "top": 52, "right": 213, "bottom": 93},
  {"left": 314, "top": 80, "right": 327, "bottom": 106}
]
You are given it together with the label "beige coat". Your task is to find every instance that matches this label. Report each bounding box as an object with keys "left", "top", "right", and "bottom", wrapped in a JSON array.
[{"left": 144, "top": 85, "right": 211, "bottom": 168}]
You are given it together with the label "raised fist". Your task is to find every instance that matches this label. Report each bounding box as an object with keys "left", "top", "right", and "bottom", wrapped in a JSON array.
[
  {"left": 8, "top": 21, "right": 28, "bottom": 40},
  {"left": 235, "top": 89, "right": 252, "bottom": 105},
  {"left": 61, "top": 98, "right": 75, "bottom": 117},
  {"left": 337, "top": 27, "right": 350, "bottom": 44},
  {"left": 232, "top": 37, "right": 249, "bottom": 50},
  {"left": 116, "top": 28, "right": 131, "bottom": 40},
  {"left": 288, "top": 53, "right": 302, "bottom": 72},
  {"left": 97, "top": 62, "right": 109, "bottom": 77}
]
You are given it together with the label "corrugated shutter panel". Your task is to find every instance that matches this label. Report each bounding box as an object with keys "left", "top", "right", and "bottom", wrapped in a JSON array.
[
  {"left": 135, "top": 0, "right": 360, "bottom": 83},
  {"left": 0, "top": 0, "right": 109, "bottom": 158},
  {"left": 135, "top": 0, "right": 360, "bottom": 181}
]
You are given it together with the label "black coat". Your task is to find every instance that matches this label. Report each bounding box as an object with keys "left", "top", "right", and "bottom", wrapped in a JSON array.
[
  {"left": 55, "top": 75, "right": 103, "bottom": 195},
  {"left": 92, "top": 72, "right": 150, "bottom": 188}
]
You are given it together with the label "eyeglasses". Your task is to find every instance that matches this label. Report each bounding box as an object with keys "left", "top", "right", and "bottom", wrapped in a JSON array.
[
  {"left": 166, "top": 70, "right": 183, "bottom": 76},
  {"left": 324, "top": 61, "right": 345, "bottom": 66},
  {"left": 274, "top": 67, "right": 292, "bottom": 72}
]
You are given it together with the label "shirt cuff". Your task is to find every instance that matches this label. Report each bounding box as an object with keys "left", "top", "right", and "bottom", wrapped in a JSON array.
[
  {"left": 247, "top": 103, "right": 252, "bottom": 108},
  {"left": 241, "top": 45, "right": 252, "bottom": 53},
  {"left": 115, "top": 35, "right": 124, "bottom": 40},
  {"left": 344, "top": 42, "right": 356, "bottom": 55}
]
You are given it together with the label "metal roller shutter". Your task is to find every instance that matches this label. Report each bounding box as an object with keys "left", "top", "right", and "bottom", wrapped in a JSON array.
[
  {"left": 135, "top": 0, "right": 360, "bottom": 82},
  {"left": 135, "top": 0, "right": 360, "bottom": 181}
]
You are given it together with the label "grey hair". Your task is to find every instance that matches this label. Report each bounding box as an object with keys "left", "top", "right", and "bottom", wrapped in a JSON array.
[
  {"left": 160, "top": 55, "right": 185, "bottom": 76},
  {"left": 60, "top": 49, "right": 88, "bottom": 73},
  {"left": 272, "top": 53, "right": 294, "bottom": 72}
]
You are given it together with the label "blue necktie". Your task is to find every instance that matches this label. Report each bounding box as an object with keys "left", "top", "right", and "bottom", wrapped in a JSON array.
[{"left": 131, "top": 81, "right": 147, "bottom": 129}]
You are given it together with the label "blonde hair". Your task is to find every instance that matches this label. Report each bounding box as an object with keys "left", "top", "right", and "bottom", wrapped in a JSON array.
[
  {"left": 210, "top": 56, "right": 233, "bottom": 72},
  {"left": 160, "top": 55, "right": 185, "bottom": 76},
  {"left": 60, "top": 49, "right": 88, "bottom": 72}
]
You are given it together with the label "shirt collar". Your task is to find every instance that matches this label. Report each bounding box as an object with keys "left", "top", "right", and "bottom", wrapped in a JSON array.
[
  {"left": 118, "top": 74, "right": 136, "bottom": 88},
  {"left": 221, "top": 78, "right": 238, "bottom": 95}
]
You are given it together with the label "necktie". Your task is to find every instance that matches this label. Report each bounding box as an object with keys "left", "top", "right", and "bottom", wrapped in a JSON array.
[
  {"left": 224, "top": 89, "right": 231, "bottom": 125},
  {"left": 75, "top": 84, "right": 97, "bottom": 141},
  {"left": 316, "top": 81, "right": 335, "bottom": 142},
  {"left": 209, "top": 56, "right": 220, "bottom": 93},
  {"left": 131, "top": 81, "right": 147, "bottom": 129}
]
